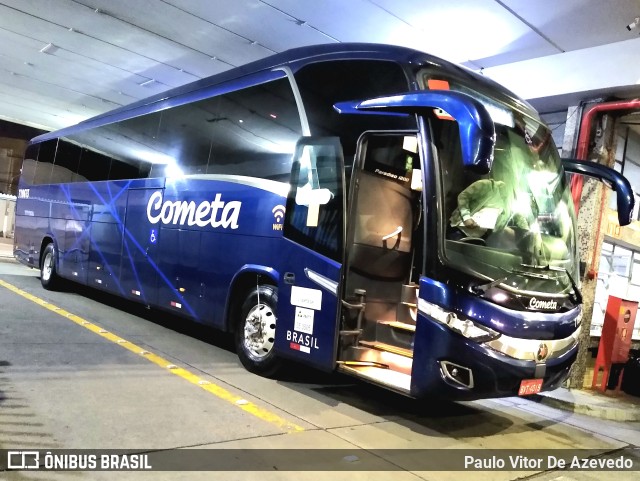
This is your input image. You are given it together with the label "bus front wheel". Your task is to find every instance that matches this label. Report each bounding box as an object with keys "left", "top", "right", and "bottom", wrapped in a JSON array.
[
  {"left": 40, "top": 243, "right": 62, "bottom": 290},
  {"left": 235, "top": 285, "right": 281, "bottom": 377}
]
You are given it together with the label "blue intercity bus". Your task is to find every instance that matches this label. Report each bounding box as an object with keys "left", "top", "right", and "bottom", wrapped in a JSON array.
[{"left": 13, "top": 43, "right": 634, "bottom": 400}]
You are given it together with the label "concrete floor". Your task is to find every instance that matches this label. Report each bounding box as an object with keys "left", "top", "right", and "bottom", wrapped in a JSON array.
[{"left": 0, "top": 260, "right": 639, "bottom": 481}]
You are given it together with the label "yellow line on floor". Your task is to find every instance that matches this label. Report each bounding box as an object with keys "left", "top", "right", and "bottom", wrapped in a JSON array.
[{"left": 0, "top": 279, "right": 305, "bottom": 433}]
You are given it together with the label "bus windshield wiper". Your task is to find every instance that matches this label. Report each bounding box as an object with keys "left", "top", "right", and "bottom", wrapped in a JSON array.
[
  {"left": 471, "top": 268, "right": 517, "bottom": 294},
  {"left": 471, "top": 267, "right": 547, "bottom": 294},
  {"left": 471, "top": 264, "right": 582, "bottom": 304},
  {"left": 520, "top": 263, "right": 583, "bottom": 304}
]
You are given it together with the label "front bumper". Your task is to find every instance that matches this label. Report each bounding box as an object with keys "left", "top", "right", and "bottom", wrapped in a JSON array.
[{"left": 410, "top": 313, "right": 577, "bottom": 401}]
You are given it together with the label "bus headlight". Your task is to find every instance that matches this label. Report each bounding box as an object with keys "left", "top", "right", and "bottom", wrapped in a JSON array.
[
  {"left": 444, "top": 313, "right": 501, "bottom": 342},
  {"left": 418, "top": 299, "right": 500, "bottom": 343}
]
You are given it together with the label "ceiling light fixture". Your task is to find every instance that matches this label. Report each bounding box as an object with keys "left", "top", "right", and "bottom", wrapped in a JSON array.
[
  {"left": 40, "top": 43, "right": 56, "bottom": 54},
  {"left": 139, "top": 79, "right": 155, "bottom": 87}
]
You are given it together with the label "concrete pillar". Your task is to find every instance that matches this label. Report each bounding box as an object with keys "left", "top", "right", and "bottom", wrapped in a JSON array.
[
  {"left": 560, "top": 105, "right": 582, "bottom": 158},
  {"left": 1, "top": 196, "right": 16, "bottom": 237},
  {"left": 0, "top": 137, "right": 27, "bottom": 196},
  {"left": 568, "top": 113, "right": 618, "bottom": 389}
]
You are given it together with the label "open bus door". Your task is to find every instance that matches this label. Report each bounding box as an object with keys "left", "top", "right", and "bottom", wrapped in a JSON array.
[
  {"left": 330, "top": 91, "right": 497, "bottom": 394},
  {"left": 274, "top": 137, "right": 346, "bottom": 370},
  {"left": 336, "top": 131, "right": 424, "bottom": 393}
]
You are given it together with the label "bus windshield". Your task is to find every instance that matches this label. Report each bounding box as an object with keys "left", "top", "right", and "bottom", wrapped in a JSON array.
[{"left": 430, "top": 82, "right": 579, "bottom": 299}]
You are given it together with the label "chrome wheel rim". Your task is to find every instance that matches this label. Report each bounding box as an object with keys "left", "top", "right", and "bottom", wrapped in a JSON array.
[
  {"left": 42, "top": 251, "right": 53, "bottom": 282},
  {"left": 243, "top": 303, "right": 276, "bottom": 359}
]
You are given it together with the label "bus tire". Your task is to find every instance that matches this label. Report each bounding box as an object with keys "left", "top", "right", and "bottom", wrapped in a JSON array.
[
  {"left": 40, "top": 242, "right": 63, "bottom": 290},
  {"left": 235, "top": 285, "right": 281, "bottom": 377}
]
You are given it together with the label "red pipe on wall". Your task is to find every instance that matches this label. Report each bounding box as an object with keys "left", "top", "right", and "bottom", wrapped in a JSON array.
[{"left": 569, "top": 98, "right": 640, "bottom": 278}]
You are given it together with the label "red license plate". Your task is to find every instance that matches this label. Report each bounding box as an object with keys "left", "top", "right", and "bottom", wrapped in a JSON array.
[{"left": 518, "top": 378, "right": 543, "bottom": 396}]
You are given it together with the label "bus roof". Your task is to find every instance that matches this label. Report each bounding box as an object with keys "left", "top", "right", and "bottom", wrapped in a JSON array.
[{"left": 32, "top": 43, "right": 531, "bottom": 143}]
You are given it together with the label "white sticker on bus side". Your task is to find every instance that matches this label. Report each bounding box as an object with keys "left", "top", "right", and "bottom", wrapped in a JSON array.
[
  {"left": 294, "top": 307, "right": 314, "bottom": 334},
  {"left": 290, "top": 286, "right": 322, "bottom": 311},
  {"left": 306, "top": 203, "right": 319, "bottom": 227}
]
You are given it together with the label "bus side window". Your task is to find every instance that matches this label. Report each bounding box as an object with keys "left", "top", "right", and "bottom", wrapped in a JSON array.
[
  {"left": 155, "top": 106, "right": 211, "bottom": 175},
  {"left": 33, "top": 139, "right": 57, "bottom": 185},
  {"left": 77, "top": 148, "right": 111, "bottom": 182},
  {"left": 109, "top": 157, "right": 147, "bottom": 180},
  {"left": 285, "top": 141, "right": 344, "bottom": 261},
  {"left": 63, "top": 77, "right": 301, "bottom": 182},
  {"left": 21, "top": 143, "right": 39, "bottom": 186},
  {"left": 52, "top": 140, "right": 81, "bottom": 184},
  {"left": 67, "top": 113, "right": 161, "bottom": 181},
  {"left": 294, "top": 60, "right": 415, "bottom": 158},
  {"left": 154, "top": 76, "right": 302, "bottom": 179}
]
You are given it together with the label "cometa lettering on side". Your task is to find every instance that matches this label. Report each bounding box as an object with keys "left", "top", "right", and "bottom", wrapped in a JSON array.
[{"left": 146, "top": 191, "right": 241, "bottom": 229}]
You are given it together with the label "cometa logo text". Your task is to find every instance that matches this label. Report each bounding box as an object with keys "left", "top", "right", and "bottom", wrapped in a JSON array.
[
  {"left": 528, "top": 297, "right": 558, "bottom": 310},
  {"left": 146, "top": 191, "right": 241, "bottom": 229}
]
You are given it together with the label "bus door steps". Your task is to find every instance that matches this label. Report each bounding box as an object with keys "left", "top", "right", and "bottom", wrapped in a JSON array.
[
  {"left": 342, "top": 343, "right": 413, "bottom": 376},
  {"left": 359, "top": 340, "right": 413, "bottom": 358},
  {"left": 380, "top": 321, "right": 415, "bottom": 332},
  {"left": 337, "top": 363, "right": 411, "bottom": 395},
  {"left": 375, "top": 321, "right": 415, "bottom": 351}
]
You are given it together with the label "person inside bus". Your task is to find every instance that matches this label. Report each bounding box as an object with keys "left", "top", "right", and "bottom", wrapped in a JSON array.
[
  {"left": 450, "top": 178, "right": 519, "bottom": 235},
  {"left": 449, "top": 178, "right": 541, "bottom": 263}
]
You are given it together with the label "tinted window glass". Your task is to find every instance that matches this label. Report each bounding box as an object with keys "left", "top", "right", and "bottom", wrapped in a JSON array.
[
  {"left": 77, "top": 148, "right": 111, "bottom": 181},
  {"left": 362, "top": 133, "right": 419, "bottom": 188},
  {"left": 156, "top": 76, "right": 302, "bottom": 180},
  {"left": 21, "top": 144, "right": 39, "bottom": 185},
  {"left": 295, "top": 60, "right": 416, "bottom": 164},
  {"left": 67, "top": 112, "right": 162, "bottom": 181},
  {"left": 111, "top": 112, "right": 164, "bottom": 168},
  {"left": 109, "top": 157, "right": 147, "bottom": 180},
  {"left": 63, "top": 77, "right": 301, "bottom": 181},
  {"left": 33, "top": 139, "right": 57, "bottom": 184},
  {"left": 52, "top": 140, "right": 81, "bottom": 183},
  {"left": 285, "top": 139, "right": 344, "bottom": 261}
]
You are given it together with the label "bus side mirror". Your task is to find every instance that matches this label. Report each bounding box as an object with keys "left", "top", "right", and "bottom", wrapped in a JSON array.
[
  {"left": 562, "top": 158, "right": 635, "bottom": 226},
  {"left": 334, "top": 90, "right": 496, "bottom": 174}
]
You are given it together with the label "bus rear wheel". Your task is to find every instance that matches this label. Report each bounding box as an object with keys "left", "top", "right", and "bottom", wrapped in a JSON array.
[
  {"left": 235, "top": 285, "right": 281, "bottom": 377},
  {"left": 40, "top": 243, "right": 62, "bottom": 290}
]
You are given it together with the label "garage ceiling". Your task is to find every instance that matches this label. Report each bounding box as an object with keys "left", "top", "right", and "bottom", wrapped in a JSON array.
[{"left": 1, "top": 0, "right": 639, "bottom": 132}]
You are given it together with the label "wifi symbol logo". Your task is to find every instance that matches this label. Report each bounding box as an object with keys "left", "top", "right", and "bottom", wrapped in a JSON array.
[{"left": 272, "top": 205, "right": 286, "bottom": 223}]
